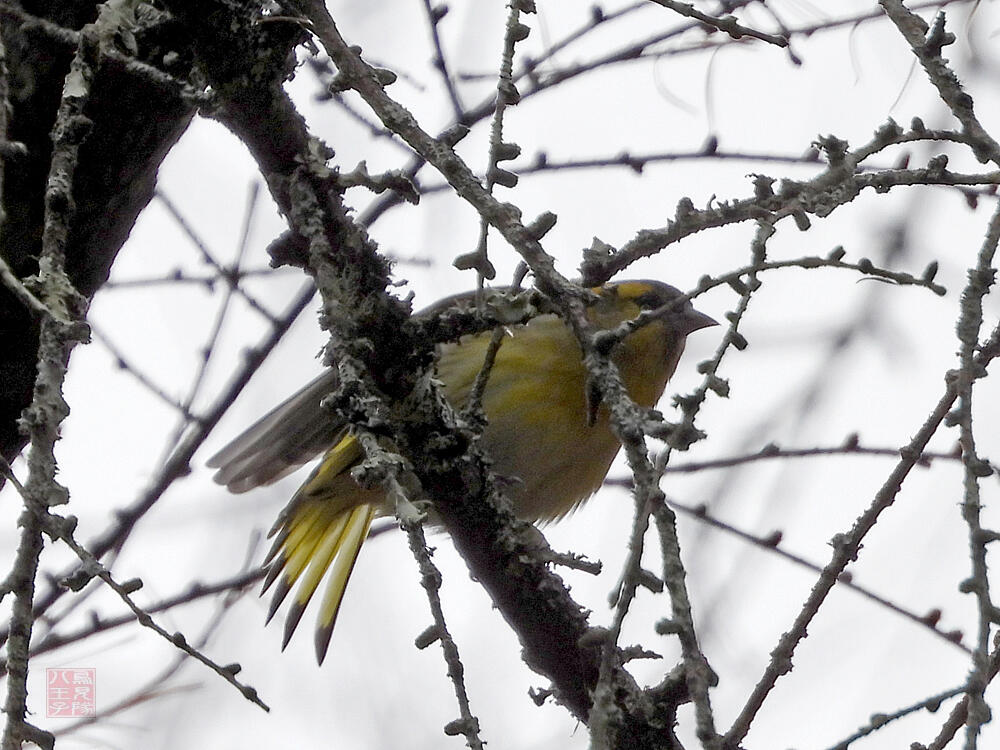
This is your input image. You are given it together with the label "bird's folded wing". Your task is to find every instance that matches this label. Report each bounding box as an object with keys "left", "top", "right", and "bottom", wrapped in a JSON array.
[
  {"left": 207, "top": 369, "right": 346, "bottom": 492},
  {"left": 208, "top": 287, "right": 519, "bottom": 493}
]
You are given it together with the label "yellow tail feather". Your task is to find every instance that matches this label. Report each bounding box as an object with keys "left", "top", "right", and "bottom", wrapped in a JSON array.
[
  {"left": 314, "top": 504, "right": 375, "bottom": 662},
  {"left": 261, "top": 501, "right": 328, "bottom": 599},
  {"left": 262, "top": 433, "right": 379, "bottom": 663},
  {"left": 279, "top": 510, "right": 353, "bottom": 643},
  {"left": 264, "top": 498, "right": 376, "bottom": 662}
]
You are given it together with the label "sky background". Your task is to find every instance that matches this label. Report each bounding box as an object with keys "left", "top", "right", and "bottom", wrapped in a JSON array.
[{"left": 3, "top": 1, "right": 1000, "bottom": 748}]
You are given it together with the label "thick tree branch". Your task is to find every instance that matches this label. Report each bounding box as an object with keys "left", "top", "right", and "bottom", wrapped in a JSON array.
[
  {"left": 0, "top": 1, "right": 195, "bottom": 465},
  {"left": 159, "top": 0, "right": 640, "bottom": 729}
]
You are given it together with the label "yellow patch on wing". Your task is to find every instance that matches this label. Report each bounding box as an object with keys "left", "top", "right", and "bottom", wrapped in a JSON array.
[{"left": 261, "top": 433, "right": 378, "bottom": 663}]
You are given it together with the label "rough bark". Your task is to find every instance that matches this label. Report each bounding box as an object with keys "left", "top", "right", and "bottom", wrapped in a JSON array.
[{"left": 0, "top": 2, "right": 195, "bottom": 463}]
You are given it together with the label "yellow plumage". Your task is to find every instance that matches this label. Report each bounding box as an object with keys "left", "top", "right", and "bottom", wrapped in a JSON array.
[{"left": 208, "top": 280, "right": 715, "bottom": 662}]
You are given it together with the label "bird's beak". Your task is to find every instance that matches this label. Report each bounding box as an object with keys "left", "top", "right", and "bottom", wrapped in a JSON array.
[{"left": 677, "top": 308, "right": 719, "bottom": 335}]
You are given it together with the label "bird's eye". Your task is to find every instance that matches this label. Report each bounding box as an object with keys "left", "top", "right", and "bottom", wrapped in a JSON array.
[{"left": 634, "top": 290, "right": 665, "bottom": 309}]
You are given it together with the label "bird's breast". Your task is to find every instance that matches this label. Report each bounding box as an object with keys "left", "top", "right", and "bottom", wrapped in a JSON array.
[{"left": 437, "top": 316, "right": 674, "bottom": 522}]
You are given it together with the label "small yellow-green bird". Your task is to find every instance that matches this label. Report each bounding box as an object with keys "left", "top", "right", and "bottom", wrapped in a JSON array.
[{"left": 208, "top": 280, "right": 715, "bottom": 662}]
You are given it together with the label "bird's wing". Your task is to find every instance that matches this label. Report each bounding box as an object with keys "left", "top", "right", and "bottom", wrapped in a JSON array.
[
  {"left": 207, "top": 369, "right": 345, "bottom": 492},
  {"left": 208, "top": 287, "right": 523, "bottom": 492}
]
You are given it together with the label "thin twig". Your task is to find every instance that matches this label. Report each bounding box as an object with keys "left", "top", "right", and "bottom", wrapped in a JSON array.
[
  {"left": 0, "top": 256, "right": 48, "bottom": 319},
  {"left": 723, "top": 322, "right": 1000, "bottom": 747},
  {"left": 647, "top": 0, "right": 788, "bottom": 47},
  {"left": 155, "top": 188, "right": 279, "bottom": 324},
  {"left": 878, "top": 2, "right": 1000, "bottom": 166},
  {"left": 402, "top": 512, "right": 484, "bottom": 749},
  {"left": 607, "top": 485, "right": 972, "bottom": 654},
  {"left": 951, "top": 196, "right": 1000, "bottom": 748},
  {"left": 0, "top": 282, "right": 317, "bottom": 649},
  {"left": 658, "top": 442, "right": 973, "bottom": 474},
  {"left": 25, "top": 568, "right": 265, "bottom": 662},
  {"left": 419, "top": 0, "right": 464, "bottom": 120},
  {"left": 90, "top": 325, "right": 197, "bottom": 420},
  {"left": 924, "top": 633, "right": 1000, "bottom": 750},
  {"left": 453, "top": 0, "right": 532, "bottom": 285},
  {"left": 43, "top": 513, "right": 269, "bottom": 711},
  {"left": 52, "top": 535, "right": 264, "bottom": 736},
  {"left": 1, "top": 17, "right": 99, "bottom": 749},
  {"left": 823, "top": 685, "right": 965, "bottom": 750}
]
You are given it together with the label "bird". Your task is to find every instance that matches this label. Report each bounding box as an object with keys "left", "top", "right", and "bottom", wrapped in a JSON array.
[{"left": 208, "top": 279, "right": 716, "bottom": 663}]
